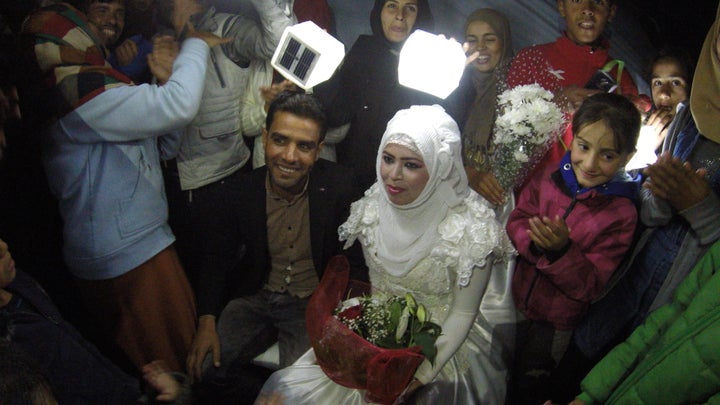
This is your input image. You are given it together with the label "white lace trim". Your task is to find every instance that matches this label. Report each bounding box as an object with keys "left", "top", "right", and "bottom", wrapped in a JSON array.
[{"left": 339, "top": 188, "right": 514, "bottom": 288}]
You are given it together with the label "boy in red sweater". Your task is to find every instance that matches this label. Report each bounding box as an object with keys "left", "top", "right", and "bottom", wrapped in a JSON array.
[{"left": 506, "top": 0, "right": 646, "bottom": 189}]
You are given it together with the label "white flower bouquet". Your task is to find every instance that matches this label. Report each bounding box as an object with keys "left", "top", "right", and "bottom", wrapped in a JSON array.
[
  {"left": 491, "top": 84, "right": 564, "bottom": 191},
  {"left": 307, "top": 257, "right": 438, "bottom": 405},
  {"left": 335, "top": 292, "right": 442, "bottom": 364}
]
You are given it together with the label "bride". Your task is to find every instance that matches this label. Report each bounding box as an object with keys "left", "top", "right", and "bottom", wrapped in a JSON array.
[{"left": 257, "top": 105, "right": 515, "bottom": 404}]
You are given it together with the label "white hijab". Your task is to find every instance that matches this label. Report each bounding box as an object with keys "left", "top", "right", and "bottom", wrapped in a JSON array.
[{"left": 369, "top": 105, "right": 469, "bottom": 276}]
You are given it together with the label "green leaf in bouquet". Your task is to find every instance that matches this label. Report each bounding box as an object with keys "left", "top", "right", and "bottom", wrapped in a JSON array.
[
  {"left": 413, "top": 332, "right": 438, "bottom": 365},
  {"left": 422, "top": 321, "right": 442, "bottom": 337},
  {"left": 376, "top": 335, "right": 403, "bottom": 349},
  {"left": 388, "top": 299, "right": 403, "bottom": 329}
]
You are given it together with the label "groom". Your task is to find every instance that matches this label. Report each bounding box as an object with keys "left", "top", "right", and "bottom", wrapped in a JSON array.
[{"left": 187, "top": 91, "right": 368, "bottom": 403}]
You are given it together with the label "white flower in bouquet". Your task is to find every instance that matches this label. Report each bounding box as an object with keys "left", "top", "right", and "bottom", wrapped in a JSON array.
[
  {"left": 334, "top": 292, "right": 442, "bottom": 363},
  {"left": 491, "top": 83, "right": 564, "bottom": 191}
]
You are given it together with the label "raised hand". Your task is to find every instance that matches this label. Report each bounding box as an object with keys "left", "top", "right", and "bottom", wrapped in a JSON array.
[
  {"left": 184, "top": 21, "right": 232, "bottom": 48},
  {"left": 260, "top": 80, "right": 297, "bottom": 112},
  {"left": 115, "top": 38, "right": 139, "bottom": 67},
  {"left": 643, "top": 107, "right": 675, "bottom": 149},
  {"left": 148, "top": 35, "right": 179, "bottom": 85}
]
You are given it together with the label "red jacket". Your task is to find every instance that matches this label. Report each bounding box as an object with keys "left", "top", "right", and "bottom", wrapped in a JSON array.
[
  {"left": 507, "top": 157, "right": 638, "bottom": 330},
  {"left": 506, "top": 34, "right": 640, "bottom": 190}
]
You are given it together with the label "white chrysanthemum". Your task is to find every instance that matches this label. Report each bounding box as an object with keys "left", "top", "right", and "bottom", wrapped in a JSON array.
[
  {"left": 513, "top": 150, "right": 529, "bottom": 162},
  {"left": 489, "top": 83, "right": 565, "bottom": 190}
]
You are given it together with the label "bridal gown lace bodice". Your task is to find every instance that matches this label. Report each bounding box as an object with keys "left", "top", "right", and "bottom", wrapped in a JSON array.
[{"left": 369, "top": 256, "right": 454, "bottom": 326}]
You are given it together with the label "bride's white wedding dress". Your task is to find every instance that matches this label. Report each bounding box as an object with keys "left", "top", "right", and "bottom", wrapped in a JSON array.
[{"left": 258, "top": 191, "right": 516, "bottom": 405}]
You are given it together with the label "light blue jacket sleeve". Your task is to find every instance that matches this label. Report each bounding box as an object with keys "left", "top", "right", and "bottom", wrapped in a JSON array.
[
  {"left": 221, "top": 0, "right": 294, "bottom": 65},
  {"left": 62, "top": 38, "right": 210, "bottom": 143}
]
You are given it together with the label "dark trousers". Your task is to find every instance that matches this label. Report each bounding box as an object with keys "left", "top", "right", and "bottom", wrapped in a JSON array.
[
  {"left": 163, "top": 160, "right": 250, "bottom": 291},
  {"left": 196, "top": 290, "right": 311, "bottom": 404},
  {"left": 508, "top": 319, "right": 572, "bottom": 405}
]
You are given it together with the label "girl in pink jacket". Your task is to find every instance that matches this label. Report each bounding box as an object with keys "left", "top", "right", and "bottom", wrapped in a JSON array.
[{"left": 506, "top": 92, "right": 641, "bottom": 405}]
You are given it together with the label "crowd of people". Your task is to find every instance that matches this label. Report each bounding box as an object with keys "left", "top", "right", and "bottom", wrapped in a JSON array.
[{"left": 0, "top": 0, "right": 719, "bottom": 404}]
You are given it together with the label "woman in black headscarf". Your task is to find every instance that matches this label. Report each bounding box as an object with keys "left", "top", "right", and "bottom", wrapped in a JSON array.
[{"left": 313, "top": 0, "right": 438, "bottom": 191}]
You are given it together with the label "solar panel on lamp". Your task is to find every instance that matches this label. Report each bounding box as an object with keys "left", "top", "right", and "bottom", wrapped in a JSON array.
[{"left": 271, "top": 21, "right": 345, "bottom": 90}]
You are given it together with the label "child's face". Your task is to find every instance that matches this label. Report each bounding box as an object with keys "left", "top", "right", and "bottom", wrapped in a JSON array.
[
  {"left": 558, "top": 0, "right": 616, "bottom": 46},
  {"left": 570, "top": 120, "right": 632, "bottom": 188},
  {"left": 651, "top": 58, "right": 688, "bottom": 111}
]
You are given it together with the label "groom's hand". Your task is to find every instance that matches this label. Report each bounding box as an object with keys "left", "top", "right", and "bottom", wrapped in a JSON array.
[{"left": 186, "top": 315, "right": 221, "bottom": 383}]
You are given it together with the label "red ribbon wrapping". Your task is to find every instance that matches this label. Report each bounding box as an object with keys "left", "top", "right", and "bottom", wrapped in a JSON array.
[{"left": 306, "top": 256, "right": 425, "bottom": 405}]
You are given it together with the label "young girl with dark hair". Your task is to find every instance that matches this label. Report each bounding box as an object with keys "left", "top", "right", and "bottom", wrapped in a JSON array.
[{"left": 506, "top": 93, "right": 642, "bottom": 405}]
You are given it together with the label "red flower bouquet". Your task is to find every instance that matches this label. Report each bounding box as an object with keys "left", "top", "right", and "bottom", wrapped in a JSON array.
[{"left": 306, "top": 256, "right": 441, "bottom": 405}]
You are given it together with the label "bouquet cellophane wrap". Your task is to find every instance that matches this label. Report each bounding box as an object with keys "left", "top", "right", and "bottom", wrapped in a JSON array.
[{"left": 306, "top": 256, "right": 425, "bottom": 405}]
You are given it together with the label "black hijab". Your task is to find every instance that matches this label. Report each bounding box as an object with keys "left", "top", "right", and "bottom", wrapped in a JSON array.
[{"left": 369, "top": 0, "right": 434, "bottom": 49}]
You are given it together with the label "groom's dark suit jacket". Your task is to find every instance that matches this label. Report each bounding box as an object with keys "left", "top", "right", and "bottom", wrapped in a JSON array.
[{"left": 196, "top": 158, "right": 368, "bottom": 316}]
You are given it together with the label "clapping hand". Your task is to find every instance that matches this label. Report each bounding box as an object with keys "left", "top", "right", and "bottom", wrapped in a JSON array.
[
  {"left": 643, "top": 152, "right": 710, "bottom": 211},
  {"left": 527, "top": 215, "right": 571, "bottom": 252}
]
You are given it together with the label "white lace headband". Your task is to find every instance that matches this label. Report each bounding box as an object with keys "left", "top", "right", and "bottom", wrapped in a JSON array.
[{"left": 385, "top": 133, "right": 422, "bottom": 157}]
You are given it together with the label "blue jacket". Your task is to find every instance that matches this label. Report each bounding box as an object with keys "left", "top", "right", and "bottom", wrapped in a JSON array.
[{"left": 43, "top": 38, "right": 209, "bottom": 279}]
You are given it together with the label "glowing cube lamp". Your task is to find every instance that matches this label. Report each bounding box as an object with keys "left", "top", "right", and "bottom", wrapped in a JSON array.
[
  {"left": 398, "top": 30, "right": 467, "bottom": 99},
  {"left": 271, "top": 21, "right": 346, "bottom": 90}
]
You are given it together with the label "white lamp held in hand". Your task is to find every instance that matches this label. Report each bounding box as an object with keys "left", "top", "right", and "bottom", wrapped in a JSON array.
[
  {"left": 398, "top": 30, "right": 467, "bottom": 99},
  {"left": 271, "top": 21, "right": 346, "bottom": 90}
]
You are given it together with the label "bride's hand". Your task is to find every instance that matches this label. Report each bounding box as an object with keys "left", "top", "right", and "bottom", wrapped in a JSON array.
[{"left": 393, "top": 378, "right": 424, "bottom": 404}]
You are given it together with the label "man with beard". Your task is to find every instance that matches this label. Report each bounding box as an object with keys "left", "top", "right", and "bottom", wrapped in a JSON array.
[
  {"left": 83, "top": 0, "right": 154, "bottom": 82},
  {"left": 186, "top": 91, "right": 367, "bottom": 404}
]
